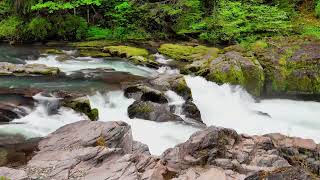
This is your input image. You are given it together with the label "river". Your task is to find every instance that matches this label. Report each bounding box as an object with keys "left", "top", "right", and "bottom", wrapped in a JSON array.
[{"left": 0, "top": 44, "right": 319, "bottom": 155}]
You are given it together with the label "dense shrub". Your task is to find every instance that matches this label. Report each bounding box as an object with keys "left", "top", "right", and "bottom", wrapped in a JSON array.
[
  {"left": 27, "top": 17, "right": 52, "bottom": 40},
  {"left": 316, "top": 0, "right": 320, "bottom": 18},
  {"left": 0, "top": 16, "right": 23, "bottom": 41},
  {"left": 51, "top": 15, "right": 88, "bottom": 40}
]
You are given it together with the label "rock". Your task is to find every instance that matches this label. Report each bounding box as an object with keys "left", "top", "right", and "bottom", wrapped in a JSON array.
[
  {"left": 42, "top": 48, "right": 64, "bottom": 54},
  {"left": 161, "top": 126, "right": 240, "bottom": 171},
  {"left": 19, "top": 120, "right": 168, "bottom": 179},
  {"left": 128, "top": 101, "right": 183, "bottom": 123},
  {"left": 103, "top": 46, "right": 158, "bottom": 67},
  {"left": 0, "top": 134, "right": 40, "bottom": 167},
  {"left": 0, "top": 103, "right": 22, "bottom": 122},
  {"left": 206, "top": 51, "right": 265, "bottom": 96},
  {"left": 103, "top": 45, "right": 149, "bottom": 58},
  {"left": 182, "top": 100, "right": 203, "bottom": 124},
  {"left": 124, "top": 84, "right": 168, "bottom": 104},
  {"left": 149, "top": 74, "right": 192, "bottom": 100},
  {"left": 245, "top": 167, "right": 315, "bottom": 180},
  {"left": 255, "top": 37, "right": 320, "bottom": 98},
  {"left": 158, "top": 44, "right": 219, "bottom": 62},
  {"left": 63, "top": 97, "right": 99, "bottom": 121},
  {"left": 0, "top": 167, "right": 28, "bottom": 180},
  {"left": 78, "top": 50, "right": 111, "bottom": 58},
  {"left": 0, "top": 62, "right": 60, "bottom": 76}
]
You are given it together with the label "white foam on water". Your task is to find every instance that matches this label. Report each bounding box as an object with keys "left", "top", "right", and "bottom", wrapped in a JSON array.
[
  {"left": 26, "top": 55, "right": 156, "bottom": 77},
  {"left": 0, "top": 93, "right": 86, "bottom": 137},
  {"left": 185, "top": 75, "right": 320, "bottom": 142}
]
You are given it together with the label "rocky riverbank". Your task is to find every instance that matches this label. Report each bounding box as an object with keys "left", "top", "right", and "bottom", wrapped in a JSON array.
[{"left": 0, "top": 120, "right": 319, "bottom": 179}]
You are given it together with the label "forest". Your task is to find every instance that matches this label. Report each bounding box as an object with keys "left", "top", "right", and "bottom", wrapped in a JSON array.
[{"left": 0, "top": 0, "right": 320, "bottom": 44}]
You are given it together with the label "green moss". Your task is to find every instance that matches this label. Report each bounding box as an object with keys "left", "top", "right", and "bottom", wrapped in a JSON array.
[
  {"left": 0, "top": 148, "right": 7, "bottom": 166},
  {"left": 158, "top": 44, "right": 219, "bottom": 62},
  {"left": 79, "top": 50, "right": 111, "bottom": 58},
  {"left": 43, "top": 48, "right": 63, "bottom": 54},
  {"left": 69, "top": 40, "right": 116, "bottom": 48},
  {"left": 64, "top": 98, "right": 99, "bottom": 121},
  {"left": 103, "top": 46, "right": 149, "bottom": 58},
  {"left": 96, "top": 136, "right": 106, "bottom": 147},
  {"left": 207, "top": 65, "right": 246, "bottom": 86},
  {"left": 251, "top": 40, "right": 268, "bottom": 52},
  {"left": 133, "top": 103, "right": 153, "bottom": 113}
]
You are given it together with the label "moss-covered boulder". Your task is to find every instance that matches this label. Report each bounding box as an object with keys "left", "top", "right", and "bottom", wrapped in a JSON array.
[
  {"left": 255, "top": 37, "right": 320, "bottom": 98},
  {"left": 158, "top": 44, "right": 219, "bottom": 62},
  {"left": 78, "top": 50, "right": 111, "bottom": 58},
  {"left": 103, "top": 46, "right": 158, "bottom": 67},
  {"left": 42, "top": 48, "right": 64, "bottom": 55},
  {"left": 63, "top": 97, "right": 99, "bottom": 121},
  {"left": 0, "top": 62, "right": 60, "bottom": 76},
  {"left": 206, "top": 51, "right": 265, "bottom": 96},
  {"left": 103, "top": 46, "right": 149, "bottom": 58}
]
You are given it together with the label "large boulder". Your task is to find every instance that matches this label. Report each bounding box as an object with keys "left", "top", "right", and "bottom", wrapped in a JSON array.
[
  {"left": 255, "top": 37, "right": 320, "bottom": 99},
  {"left": 15, "top": 120, "right": 170, "bottom": 180},
  {"left": 0, "top": 62, "right": 60, "bottom": 76},
  {"left": 206, "top": 51, "right": 265, "bottom": 96},
  {"left": 128, "top": 100, "right": 183, "bottom": 123}
]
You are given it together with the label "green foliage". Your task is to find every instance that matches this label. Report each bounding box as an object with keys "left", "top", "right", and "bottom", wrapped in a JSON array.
[
  {"left": 27, "top": 17, "right": 52, "bottom": 40},
  {"left": 200, "top": 1, "right": 293, "bottom": 43},
  {"left": 316, "top": 0, "right": 320, "bottom": 18},
  {"left": 51, "top": 15, "right": 88, "bottom": 40},
  {"left": 302, "top": 25, "right": 320, "bottom": 39},
  {"left": 0, "top": 16, "right": 22, "bottom": 41},
  {"left": 32, "top": 0, "right": 102, "bottom": 13},
  {"left": 0, "top": 0, "right": 319, "bottom": 43}
]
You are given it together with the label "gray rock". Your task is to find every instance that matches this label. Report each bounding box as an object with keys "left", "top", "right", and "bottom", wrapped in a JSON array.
[
  {"left": 124, "top": 84, "right": 168, "bottom": 104},
  {"left": 0, "top": 167, "right": 28, "bottom": 180},
  {"left": 128, "top": 101, "right": 183, "bottom": 122}
]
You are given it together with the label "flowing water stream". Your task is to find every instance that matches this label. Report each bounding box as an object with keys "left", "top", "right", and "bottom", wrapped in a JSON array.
[{"left": 0, "top": 45, "right": 319, "bottom": 155}]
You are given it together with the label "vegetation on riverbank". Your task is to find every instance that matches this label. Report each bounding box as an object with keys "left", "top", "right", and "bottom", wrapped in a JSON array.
[{"left": 0, "top": 0, "right": 320, "bottom": 44}]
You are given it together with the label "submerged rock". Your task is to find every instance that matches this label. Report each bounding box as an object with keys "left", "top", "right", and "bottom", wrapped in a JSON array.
[
  {"left": 128, "top": 100, "right": 183, "bottom": 122},
  {"left": 0, "top": 62, "right": 60, "bottom": 76}
]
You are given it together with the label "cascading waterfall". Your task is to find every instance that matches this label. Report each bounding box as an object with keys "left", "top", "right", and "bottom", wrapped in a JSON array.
[
  {"left": 88, "top": 91, "right": 198, "bottom": 155},
  {"left": 185, "top": 75, "right": 320, "bottom": 141}
]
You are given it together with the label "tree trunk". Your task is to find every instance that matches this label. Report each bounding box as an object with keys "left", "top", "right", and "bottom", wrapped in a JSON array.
[{"left": 87, "top": 7, "right": 90, "bottom": 23}]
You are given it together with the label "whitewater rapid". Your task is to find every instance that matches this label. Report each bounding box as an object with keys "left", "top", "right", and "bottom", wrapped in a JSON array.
[
  {"left": 1, "top": 53, "right": 319, "bottom": 155},
  {"left": 185, "top": 76, "right": 320, "bottom": 141},
  {"left": 26, "top": 55, "right": 156, "bottom": 77}
]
